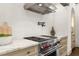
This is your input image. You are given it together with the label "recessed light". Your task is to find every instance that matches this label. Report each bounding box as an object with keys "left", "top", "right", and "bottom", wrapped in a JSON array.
[
  {"left": 38, "top": 4, "right": 42, "bottom": 6},
  {"left": 49, "top": 5, "right": 56, "bottom": 10},
  {"left": 49, "top": 6, "right": 54, "bottom": 9}
]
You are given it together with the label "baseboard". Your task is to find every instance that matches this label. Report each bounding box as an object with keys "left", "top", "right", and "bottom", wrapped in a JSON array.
[{"left": 67, "top": 50, "right": 72, "bottom": 56}]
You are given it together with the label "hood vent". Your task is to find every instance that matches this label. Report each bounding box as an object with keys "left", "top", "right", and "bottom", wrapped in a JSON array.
[
  {"left": 24, "top": 3, "right": 57, "bottom": 15},
  {"left": 61, "top": 3, "right": 69, "bottom": 6}
]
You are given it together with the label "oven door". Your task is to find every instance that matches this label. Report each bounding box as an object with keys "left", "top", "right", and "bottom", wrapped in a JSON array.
[
  {"left": 45, "top": 44, "right": 59, "bottom": 56},
  {"left": 39, "top": 41, "right": 60, "bottom": 56}
]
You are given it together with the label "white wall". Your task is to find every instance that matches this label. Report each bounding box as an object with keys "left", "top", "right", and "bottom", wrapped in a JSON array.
[
  {"left": 54, "top": 5, "right": 68, "bottom": 37},
  {"left": 42, "top": 13, "right": 54, "bottom": 35},
  {"left": 65, "top": 6, "right": 72, "bottom": 54},
  {"left": 42, "top": 4, "right": 69, "bottom": 37},
  {"left": 74, "top": 5, "right": 79, "bottom": 47},
  {"left": 0, "top": 3, "right": 55, "bottom": 40},
  {"left": 0, "top": 3, "right": 45, "bottom": 39},
  {"left": 0, "top": 3, "right": 69, "bottom": 39}
]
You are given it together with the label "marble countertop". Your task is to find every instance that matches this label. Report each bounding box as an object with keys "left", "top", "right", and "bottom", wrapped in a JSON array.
[
  {"left": 0, "top": 39, "right": 39, "bottom": 55},
  {"left": 55, "top": 34, "right": 67, "bottom": 38}
]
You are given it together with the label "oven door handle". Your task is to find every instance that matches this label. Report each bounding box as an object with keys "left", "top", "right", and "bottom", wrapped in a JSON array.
[{"left": 59, "top": 45, "right": 63, "bottom": 48}]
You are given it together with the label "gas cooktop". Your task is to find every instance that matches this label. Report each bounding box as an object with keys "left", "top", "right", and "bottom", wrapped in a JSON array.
[
  {"left": 24, "top": 35, "right": 57, "bottom": 42},
  {"left": 24, "top": 37, "right": 50, "bottom": 42},
  {"left": 24, "top": 35, "right": 58, "bottom": 56}
]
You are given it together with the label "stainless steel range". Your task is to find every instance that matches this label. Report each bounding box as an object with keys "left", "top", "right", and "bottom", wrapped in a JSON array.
[{"left": 24, "top": 35, "right": 59, "bottom": 56}]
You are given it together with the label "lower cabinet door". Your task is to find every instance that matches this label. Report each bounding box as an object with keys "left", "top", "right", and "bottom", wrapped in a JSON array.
[
  {"left": 1, "top": 46, "right": 38, "bottom": 56},
  {"left": 59, "top": 45, "right": 67, "bottom": 56}
]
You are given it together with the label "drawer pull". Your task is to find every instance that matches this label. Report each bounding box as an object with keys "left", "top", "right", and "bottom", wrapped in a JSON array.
[
  {"left": 59, "top": 46, "right": 63, "bottom": 48},
  {"left": 27, "top": 51, "right": 30, "bottom": 54}
]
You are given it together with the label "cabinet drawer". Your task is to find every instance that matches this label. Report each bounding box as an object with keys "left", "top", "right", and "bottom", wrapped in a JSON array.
[
  {"left": 60, "top": 38, "right": 67, "bottom": 44},
  {"left": 60, "top": 41, "right": 67, "bottom": 46},
  {"left": 1, "top": 46, "right": 38, "bottom": 56},
  {"left": 59, "top": 36, "right": 67, "bottom": 56},
  {"left": 72, "top": 37, "right": 75, "bottom": 41},
  {"left": 25, "top": 46, "right": 38, "bottom": 56},
  {"left": 60, "top": 39, "right": 67, "bottom": 47},
  {"left": 60, "top": 51, "right": 67, "bottom": 56},
  {"left": 59, "top": 45, "right": 67, "bottom": 56},
  {"left": 72, "top": 43, "right": 75, "bottom": 49}
]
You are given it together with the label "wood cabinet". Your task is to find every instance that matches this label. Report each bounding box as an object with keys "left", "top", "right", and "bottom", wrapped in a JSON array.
[
  {"left": 1, "top": 45, "right": 38, "bottom": 56},
  {"left": 59, "top": 36, "right": 67, "bottom": 56},
  {"left": 71, "top": 33, "right": 75, "bottom": 49}
]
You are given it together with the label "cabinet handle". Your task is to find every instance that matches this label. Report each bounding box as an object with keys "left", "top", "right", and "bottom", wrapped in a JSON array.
[
  {"left": 59, "top": 45, "right": 63, "bottom": 48},
  {"left": 27, "top": 51, "right": 30, "bottom": 54}
]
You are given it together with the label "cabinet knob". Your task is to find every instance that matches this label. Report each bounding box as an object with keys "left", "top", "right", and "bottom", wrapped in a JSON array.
[{"left": 27, "top": 51, "right": 30, "bottom": 54}]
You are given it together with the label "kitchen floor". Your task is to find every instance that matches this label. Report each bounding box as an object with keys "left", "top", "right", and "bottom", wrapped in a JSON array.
[{"left": 70, "top": 48, "right": 79, "bottom": 56}]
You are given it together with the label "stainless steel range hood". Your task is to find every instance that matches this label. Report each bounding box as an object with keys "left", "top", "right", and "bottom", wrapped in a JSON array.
[{"left": 24, "top": 3, "right": 57, "bottom": 15}]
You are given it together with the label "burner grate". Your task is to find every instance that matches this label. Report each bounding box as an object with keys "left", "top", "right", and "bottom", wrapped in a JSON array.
[{"left": 24, "top": 37, "right": 50, "bottom": 42}]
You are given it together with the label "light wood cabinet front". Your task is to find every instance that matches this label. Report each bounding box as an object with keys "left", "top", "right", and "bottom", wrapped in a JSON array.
[
  {"left": 59, "top": 36, "right": 67, "bottom": 56},
  {"left": 71, "top": 34, "right": 75, "bottom": 49},
  {"left": 1, "top": 45, "right": 38, "bottom": 56}
]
